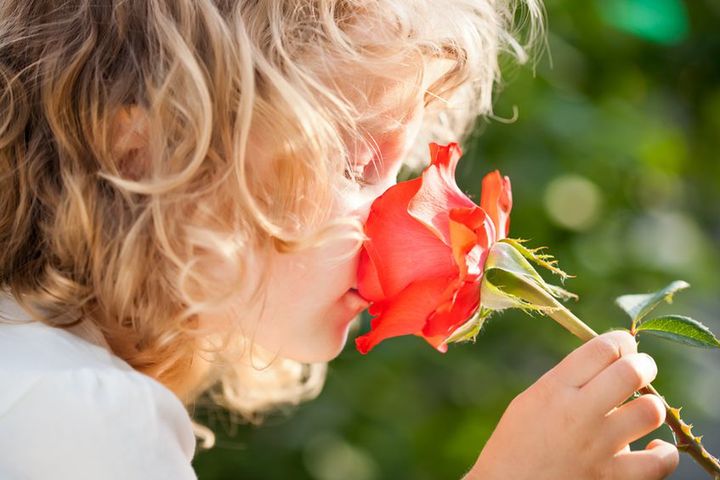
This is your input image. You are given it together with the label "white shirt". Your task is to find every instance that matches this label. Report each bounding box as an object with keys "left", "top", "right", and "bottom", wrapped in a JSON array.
[{"left": 0, "top": 292, "right": 198, "bottom": 480}]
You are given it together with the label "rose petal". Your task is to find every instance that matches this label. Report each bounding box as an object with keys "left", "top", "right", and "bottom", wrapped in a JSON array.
[
  {"left": 480, "top": 170, "right": 512, "bottom": 239},
  {"left": 421, "top": 279, "right": 481, "bottom": 341},
  {"left": 448, "top": 216, "right": 475, "bottom": 280},
  {"left": 355, "top": 275, "right": 456, "bottom": 354},
  {"left": 448, "top": 206, "right": 495, "bottom": 279},
  {"left": 357, "top": 247, "right": 384, "bottom": 301},
  {"left": 407, "top": 143, "right": 476, "bottom": 245},
  {"left": 364, "top": 177, "right": 457, "bottom": 299}
]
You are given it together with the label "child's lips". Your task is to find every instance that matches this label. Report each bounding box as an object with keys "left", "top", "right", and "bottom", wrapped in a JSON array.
[{"left": 341, "top": 288, "right": 370, "bottom": 316}]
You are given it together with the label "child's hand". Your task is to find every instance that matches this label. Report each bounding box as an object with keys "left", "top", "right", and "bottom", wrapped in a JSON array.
[{"left": 465, "top": 331, "right": 679, "bottom": 480}]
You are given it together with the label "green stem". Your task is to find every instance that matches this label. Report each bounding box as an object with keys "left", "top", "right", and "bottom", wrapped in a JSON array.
[
  {"left": 516, "top": 279, "right": 720, "bottom": 479},
  {"left": 641, "top": 383, "right": 720, "bottom": 480}
]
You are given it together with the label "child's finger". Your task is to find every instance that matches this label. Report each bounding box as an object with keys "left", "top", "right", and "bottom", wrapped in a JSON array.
[
  {"left": 580, "top": 352, "right": 658, "bottom": 415},
  {"left": 610, "top": 439, "right": 679, "bottom": 480},
  {"left": 603, "top": 394, "right": 666, "bottom": 453},
  {"left": 543, "top": 330, "right": 637, "bottom": 388}
]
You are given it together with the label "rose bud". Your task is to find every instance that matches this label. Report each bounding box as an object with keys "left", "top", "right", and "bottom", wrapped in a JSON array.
[{"left": 354, "top": 142, "right": 512, "bottom": 354}]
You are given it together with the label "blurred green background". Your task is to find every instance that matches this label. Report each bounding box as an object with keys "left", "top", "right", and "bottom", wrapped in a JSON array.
[{"left": 193, "top": 1, "right": 720, "bottom": 478}]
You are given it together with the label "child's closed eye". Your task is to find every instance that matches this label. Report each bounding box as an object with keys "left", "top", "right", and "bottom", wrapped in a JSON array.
[{"left": 343, "top": 165, "right": 377, "bottom": 188}]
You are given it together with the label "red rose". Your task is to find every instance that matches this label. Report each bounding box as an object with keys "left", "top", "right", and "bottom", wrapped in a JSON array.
[{"left": 355, "top": 142, "right": 512, "bottom": 354}]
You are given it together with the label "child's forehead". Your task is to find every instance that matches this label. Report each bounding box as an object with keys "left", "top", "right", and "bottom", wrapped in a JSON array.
[{"left": 330, "top": 56, "right": 456, "bottom": 131}]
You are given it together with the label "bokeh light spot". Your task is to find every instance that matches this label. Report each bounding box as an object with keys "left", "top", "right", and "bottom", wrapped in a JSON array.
[
  {"left": 628, "top": 210, "right": 704, "bottom": 272},
  {"left": 303, "top": 432, "right": 379, "bottom": 480},
  {"left": 544, "top": 175, "right": 603, "bottom": 231}
]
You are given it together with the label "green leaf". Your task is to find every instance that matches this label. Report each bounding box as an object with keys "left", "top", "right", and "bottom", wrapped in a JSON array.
[
  {"left": 636, "top": 315, "right": 720, "bottom": 349},
  {"left": 615, "top": 280, "right": 690, "bottom": 325}
]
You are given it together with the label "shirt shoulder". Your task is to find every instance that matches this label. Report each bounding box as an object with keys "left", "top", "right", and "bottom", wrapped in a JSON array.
[
  {"left": 0, "top": 300, "right": 198, "bottom": 480},
  {"left": 0, "top": 366, "right": 198, "bottom": 480}
]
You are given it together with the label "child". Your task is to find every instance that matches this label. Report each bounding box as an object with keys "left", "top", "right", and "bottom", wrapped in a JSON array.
[{"left": 0, "top": 0, "right": 678, "bottom": 479}]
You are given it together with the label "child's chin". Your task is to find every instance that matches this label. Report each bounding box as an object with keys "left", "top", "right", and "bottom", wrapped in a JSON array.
[{"left": 286, "top": 324, "right": 354, "bottom": 363}]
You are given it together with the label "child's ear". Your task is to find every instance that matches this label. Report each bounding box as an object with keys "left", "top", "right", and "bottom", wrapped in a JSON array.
[{"left": 110, "top": 105, "right": 149, "bottom": 180}]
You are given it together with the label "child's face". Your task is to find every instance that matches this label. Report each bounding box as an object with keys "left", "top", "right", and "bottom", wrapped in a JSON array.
[
  {"left": 202, "top": 61, "right": 452, "bottom": 363},
  {"left": 227, "top": 112, "right": 421, "bottom": 364}
]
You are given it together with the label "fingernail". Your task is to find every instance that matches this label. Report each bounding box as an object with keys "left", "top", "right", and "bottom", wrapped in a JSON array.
[{"left": 639, "top": 353, "right": 657, "bottom": 375}]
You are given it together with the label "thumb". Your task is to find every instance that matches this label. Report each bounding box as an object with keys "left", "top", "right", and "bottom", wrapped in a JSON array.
[
  {"left": 646, "top": 439, "right": 680, "bottom": 471},
  {"left": 646, "top": 439, "right": 675, "bottom": 451}
]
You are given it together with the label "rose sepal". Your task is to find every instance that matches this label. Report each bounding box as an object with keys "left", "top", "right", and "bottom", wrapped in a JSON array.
[
  {"left": 441, "top": 307, "right": 493, "bottom": 346},
  {"left": 442, "top": 239, "right": 585, "bottom": 349},
  {"left": 481, "top": 240, "right": 577, "bottom": 306}
]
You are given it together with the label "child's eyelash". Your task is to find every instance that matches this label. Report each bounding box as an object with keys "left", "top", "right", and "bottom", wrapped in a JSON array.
[{"left": 343, "top": 167, "right": 374, "bottom": 188}]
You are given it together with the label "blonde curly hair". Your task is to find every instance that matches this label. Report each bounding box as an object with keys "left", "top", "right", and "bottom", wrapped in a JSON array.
[{"left": 0, "top": 0, "right": 542, "bottom": 449}]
